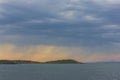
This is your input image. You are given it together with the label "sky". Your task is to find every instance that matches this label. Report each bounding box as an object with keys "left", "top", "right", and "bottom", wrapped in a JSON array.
[{"left": 0, "top": 0, "right": 120, "bottom": 62}]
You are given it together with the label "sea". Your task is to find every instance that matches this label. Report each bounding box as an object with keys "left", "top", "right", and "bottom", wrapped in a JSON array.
[{"left": 0, "top": 64, "right": 120, "bottom": 80}]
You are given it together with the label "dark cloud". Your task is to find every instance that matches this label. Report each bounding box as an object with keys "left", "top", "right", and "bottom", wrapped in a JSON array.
[{"left": 0, "top": 0, "right": 120, "bottom": 51}]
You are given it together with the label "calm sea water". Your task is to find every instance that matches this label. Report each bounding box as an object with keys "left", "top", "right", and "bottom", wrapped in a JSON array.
[{"left": 0, "top": 64, "right": 120, "bottom": 80}]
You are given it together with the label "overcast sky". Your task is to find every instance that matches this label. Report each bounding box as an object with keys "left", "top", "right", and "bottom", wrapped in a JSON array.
[{"left": 0, "top": 0, "right": 120, "bottom": 62}]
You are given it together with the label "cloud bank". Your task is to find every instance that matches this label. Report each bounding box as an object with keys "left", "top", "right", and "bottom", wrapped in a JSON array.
[
  {"left": 0, "top": 44, "right": 77, "bottom": 62},
  {"left": 0, "top": 44, "right": 120, "bottom": 62},
  {"left": 0, "top": 0, "right": 120, "bottom": 62}
]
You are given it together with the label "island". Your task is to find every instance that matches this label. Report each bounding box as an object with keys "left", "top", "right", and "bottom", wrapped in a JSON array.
[
  {"left": 0, "top": 59, "right": 83, "bottom": 64},
  {"left": 45, "top": 59, "right": 83, "bottom": 64},
  {"left": 0, "top": 60, "right": 41, "bottom": 64}
]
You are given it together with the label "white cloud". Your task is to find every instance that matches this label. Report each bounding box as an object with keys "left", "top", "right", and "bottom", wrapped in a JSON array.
[
  {"left": 102, "top": 25, "right": 120, "bottom": 29},
  {"left": 60, "top": 11, "right": 77, "bottom": 20},
  {"left": 102, "top": 32, "right": 120, "bottom": 39},
  {"left": 112, "top": 42, "right": 120, "bottom": 46},
  {"left": 92, "top": 0, "right": 120, "bottom": 6},
  {"left": 70, "top": 0, "right": 81, "bottom": 3},
  {"left": 101, "top": 24, "right": 120, "bottom": 38},
  {"left": 0, "top": 0, "right": 6, "bottom": 4},
  {"left": 106, "top": 0, "right": 120, "bottom": 4},
  {"left": 83, "top": 15, "right": 103, "bottom": 22}
]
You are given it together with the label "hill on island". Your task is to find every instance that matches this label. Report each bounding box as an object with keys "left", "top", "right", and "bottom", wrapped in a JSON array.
[
  {"left": 0, "top": 59, "right": 83, "bottom": 64},
  {"left": 45, "top": 59, "right": 83, "bottom": 64}
]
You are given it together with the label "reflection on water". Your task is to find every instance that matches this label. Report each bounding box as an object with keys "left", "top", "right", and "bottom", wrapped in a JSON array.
[{"left": 0, "top": 64, "right": 120, "bottom": 80}]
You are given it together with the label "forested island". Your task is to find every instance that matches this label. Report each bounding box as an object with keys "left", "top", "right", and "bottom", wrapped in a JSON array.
[
  {"left": 45, "top": 59, "right": 83, "bottom": 64},
  {"left": 0, "top": 60, "right": 40, "bottom": 64},
  {"left": 0, "top": 59, "right": 83, "bottom": 64}
]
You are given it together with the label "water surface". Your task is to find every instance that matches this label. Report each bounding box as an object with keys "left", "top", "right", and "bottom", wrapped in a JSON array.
[{"left": 0, "top": 64, "right": 120, "bottom": 80}]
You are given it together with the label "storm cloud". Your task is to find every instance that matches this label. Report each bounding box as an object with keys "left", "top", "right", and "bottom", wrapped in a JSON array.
[{"left": 0, "top": 0, "right": 120, "bottom": 62}]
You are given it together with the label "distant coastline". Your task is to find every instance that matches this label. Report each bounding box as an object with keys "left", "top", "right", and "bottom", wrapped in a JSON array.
[{"left": 0, "top": 59, "right": 83, "bottom": 64}]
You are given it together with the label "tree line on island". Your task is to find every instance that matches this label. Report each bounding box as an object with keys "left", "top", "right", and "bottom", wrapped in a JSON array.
[{"left": 0, "top": 59, "right": 83, "bottom": 64}]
